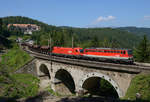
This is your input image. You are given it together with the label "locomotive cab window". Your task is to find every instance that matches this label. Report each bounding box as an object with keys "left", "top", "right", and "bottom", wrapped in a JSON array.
[
  {"left": 123, "top": 51, "right": 126, "bottom": 54},
  {"left": 121, "top": 51, "right": 123, "bottom": 54},
  {"left": 128, "top": 50, "right": 132, "bottom": 55},
  {"left": 80, "top": 49, "right": 84, "bottom": 53}
]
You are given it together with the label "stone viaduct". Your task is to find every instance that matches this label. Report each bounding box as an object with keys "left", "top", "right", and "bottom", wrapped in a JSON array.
[{"left": 16, "top": 49, "right": 150, "bottom": 98}]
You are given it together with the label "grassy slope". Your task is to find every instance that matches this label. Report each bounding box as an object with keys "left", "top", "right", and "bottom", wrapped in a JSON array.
[
  {"left": 0, "top": 42, "right": 39, "bottom": 98},
  {"left": 124, "top": 74, "right": 150, "bottom": 101},
  {"left": 0, "top": 73, "right": 39, "bottom": 98},
  {"left": 1, "top": 43, "right": 32, "bottom": 72},
  {"left": 10, "top": 73, "right": 39, "bottom": 98}
]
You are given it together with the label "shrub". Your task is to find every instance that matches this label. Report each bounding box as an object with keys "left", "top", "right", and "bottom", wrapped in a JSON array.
[{"left": 125, "top": 74, "right": 150, "bottom": 101}]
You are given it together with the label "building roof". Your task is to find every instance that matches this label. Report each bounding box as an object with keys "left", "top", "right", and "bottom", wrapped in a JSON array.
[{"left": 7, "top": 24, "right": 40, "bottom": 28}]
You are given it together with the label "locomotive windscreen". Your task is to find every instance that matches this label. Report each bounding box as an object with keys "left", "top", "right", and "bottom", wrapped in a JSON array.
[
  {"left": 128, "top": 50, "right": 132, "bottom": 55},
  {"left": 80, "top": 49, "right": 84, "bottom": 53}
]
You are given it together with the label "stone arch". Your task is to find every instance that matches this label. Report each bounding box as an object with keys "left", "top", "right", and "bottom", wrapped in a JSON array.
[
  {"left": 54, "top": 69, "right": 75, "bottom": 95},
  {"left": 39, "top": 64, "right": 51, "bottom": 79},
  {"left": 79, "top": 72, "right": 123, "bottom": 97}
]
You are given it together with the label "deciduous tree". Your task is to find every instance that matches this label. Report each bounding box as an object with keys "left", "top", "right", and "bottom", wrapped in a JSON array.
[
  {"left": 0, "top": 18, "right": 3, "bottom": 36},
  {"left": 90, "top": 35, "right": 99, "bottom": 47}
]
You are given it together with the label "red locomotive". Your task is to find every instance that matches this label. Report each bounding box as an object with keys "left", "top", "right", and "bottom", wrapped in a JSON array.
[
  {"left": 83, "top": 48, "right": 133, "bottom": 63},
  {"left": 52, "top": 47, "right": 83, "bottom": 57}
]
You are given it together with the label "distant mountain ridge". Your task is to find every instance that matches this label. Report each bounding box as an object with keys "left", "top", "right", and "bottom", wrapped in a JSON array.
[{"left": 118, "top": 27, "right": 150, "bottom": 39}]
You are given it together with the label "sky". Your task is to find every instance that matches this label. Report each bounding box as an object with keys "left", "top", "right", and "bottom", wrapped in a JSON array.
[{"left": 0, "top": 0, "right": 150, "bottom": 28}]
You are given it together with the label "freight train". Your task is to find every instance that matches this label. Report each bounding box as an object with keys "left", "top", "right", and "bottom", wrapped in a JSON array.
[{"left": 22, "top": 43, "right": 134, "bottom": 64}]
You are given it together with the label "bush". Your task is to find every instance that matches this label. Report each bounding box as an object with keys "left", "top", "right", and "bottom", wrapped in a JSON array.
[
  {"left": 0, "top": 73, "right": 39, "bottom": 98},
  {"left": 124, "top": 74, "right": 150, "bottom": 101}
]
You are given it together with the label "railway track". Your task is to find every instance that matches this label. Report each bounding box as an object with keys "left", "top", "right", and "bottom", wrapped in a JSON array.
[{"left": 24, "top": 48, "right": 150, "bottom": 74}]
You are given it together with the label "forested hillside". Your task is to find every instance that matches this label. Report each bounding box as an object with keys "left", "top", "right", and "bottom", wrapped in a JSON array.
[
  {"left": 2, "top": 16, "right": 58, "bottom": 32},
  {"left": 1, "top": 16, "right": 142, "bottom": 49},
  {"left": 118, "top": 27, "right": 150, "bottom": 39},
  {"left": 0, "top": 18, "right": 12, "bottom": 49},
  {"left": 71, "top": 27, "right": 140, "bottom": 48}
]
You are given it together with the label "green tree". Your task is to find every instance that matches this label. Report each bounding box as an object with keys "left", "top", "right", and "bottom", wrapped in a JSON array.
[
  {"left": 110, "top": 38, "right": 120, "bottom": 48},
  {"left": 102, "top": 38, "right": 111, "bottom": 48},
  {"left": 0, "top": 18, "right": 2, "bottom": 35},
  {"left": 90, "top": 35, "right": 99, "bottom": 47},
  {"left": 134, "top": 35, "right": 150, "bottom": 62}
]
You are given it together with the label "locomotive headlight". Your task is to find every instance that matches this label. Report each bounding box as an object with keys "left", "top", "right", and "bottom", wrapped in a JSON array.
[{"left": 129, "top": 57, "right": 133, "bottom": 60}]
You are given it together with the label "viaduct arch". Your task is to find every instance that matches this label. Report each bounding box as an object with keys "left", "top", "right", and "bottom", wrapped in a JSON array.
[
  {"left": 39, "top": 64, "right": 51, "bottom": 79},
  {"left": 38, "top": 64, "right": 51, "bottom": 79},
  {"left": 78, "top": 72, "right": 122, "bottom": 97},
  {"left": 33, "top": 59, "right": 135, "bottom": 98},
  {"left": 54, "top": 69, "right": 76, "bottom": 95}
]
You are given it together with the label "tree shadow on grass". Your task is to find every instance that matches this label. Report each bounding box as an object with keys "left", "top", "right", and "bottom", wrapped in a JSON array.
[
  {"left": 0, "top": 93, "right": 149, "bottom": 102},
  {"left": 0, "top": 96, "right": 18, "bottom": 102},
  {"left": 24, "top": 91, "right": 52, "bottom": 102},
  {"left": 57, "top": 96, "right": 149, "bottom": 102},
  {"left": 0, "top": 91, "right": 45, "bottom": 102}
]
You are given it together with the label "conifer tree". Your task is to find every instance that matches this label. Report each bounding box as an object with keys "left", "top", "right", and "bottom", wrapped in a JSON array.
[
  {"left": 0, "top": 18, "right": 2, "bottom": 35},
  {"left": 102, "top": 38, "right": 110, "bottom": 48},
  {"left": 110, "top": 37, "right": 120, "bottom": 48},
  {"left": 90, "top": 35, "right": 99, "bottom": 47},
  {"left": 134, "top": 35, "right": 150, "bottom": 62}
]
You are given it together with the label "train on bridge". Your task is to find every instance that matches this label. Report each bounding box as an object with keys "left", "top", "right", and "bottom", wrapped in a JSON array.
[{"left": 22, "top": 43, "right": 134, "bottom": 64}]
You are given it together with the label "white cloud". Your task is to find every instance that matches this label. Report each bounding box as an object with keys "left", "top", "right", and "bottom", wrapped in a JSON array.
[
  {"left": 87, "top": 15, "right": 116, "bottom": 27},
  {"left": 144, "top": 16, "right": 150, "bottom": 20},
  {"left": 97, "top": 16, "right": 115, "bottom": 22},
  {"left": 91, "top": 16, "right": 116, "bottom": 25}
]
